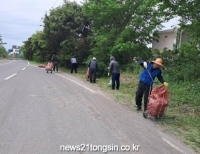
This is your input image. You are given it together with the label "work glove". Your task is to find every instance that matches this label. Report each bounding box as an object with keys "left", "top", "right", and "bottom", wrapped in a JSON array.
[
  {"left": 163, "top": 82, "right": 168, "bottom": 87},
  {"left": 143, "top": 62, "right": 147, "bottom": 69},
  {"left": 108, "top": 73, "right": 110, "bottom": 76}
]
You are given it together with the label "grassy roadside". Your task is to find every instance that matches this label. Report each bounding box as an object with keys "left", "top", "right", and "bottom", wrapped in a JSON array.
[
  {"left": 74, "top": 68, "right": 200, "bottom": 153},
  {"left": 0, "top": 57, "right": 7, "bottom": 60},
  {"left": 29, "top": 60, "right": 200, "bottom": 153}
]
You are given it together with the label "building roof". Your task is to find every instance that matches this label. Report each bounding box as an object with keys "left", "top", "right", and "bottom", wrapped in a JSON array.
[{"left": 158, "top": 29, "right": 175, "bottom": 34}]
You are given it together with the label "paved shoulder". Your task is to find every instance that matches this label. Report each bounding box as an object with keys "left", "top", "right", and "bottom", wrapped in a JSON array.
[{"left": 0, "top": 64, "right": 196, "bottom": 154}]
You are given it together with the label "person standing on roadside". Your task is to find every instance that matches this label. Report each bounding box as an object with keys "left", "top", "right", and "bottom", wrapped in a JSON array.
[
  {"left": 108, "top": 56, "right": 120, "bottom": 90},
  {"left": 88, "top": 57, "right": 98, "bottom": 83},
  {"left": 70, "top": 57, "right": 77, "bottom": 73},
  {"left": 51, "top": 53, "right": 59, "bottom": 72},
  {"left": 135, "top": 58, "right": 168, "bottom": 113}
]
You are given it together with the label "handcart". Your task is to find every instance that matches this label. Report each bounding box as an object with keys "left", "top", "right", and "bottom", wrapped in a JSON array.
[
  {"left": 45, "top": 61, "right": 54, "bottom": 73},
  {"left": 143, "top": 85, "right": 169, "bottom": 120}
]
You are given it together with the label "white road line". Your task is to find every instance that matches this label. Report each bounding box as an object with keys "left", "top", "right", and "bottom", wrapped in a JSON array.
[
  {"left": 27, "top": 61, "right": 30, "bottom": 65},
  {"left": 161, "top": 137, "right": 187, "bottom": 154},
  {"left": 22, "top": 67, "right": 26, "bottom": 70},
  {"left": 55, "top": 73, "right": 96, "bottom": 94},
  {"left": 4, "top": 73, "right": 17, "bottom": 80}
]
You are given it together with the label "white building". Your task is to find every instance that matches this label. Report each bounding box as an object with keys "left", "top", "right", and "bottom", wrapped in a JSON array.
[
  {"left": 152, "top": 28, "right": 188, "bottom": 51},
  {"left": 8, "top": 48, "right": 20, "bottom": 56}
]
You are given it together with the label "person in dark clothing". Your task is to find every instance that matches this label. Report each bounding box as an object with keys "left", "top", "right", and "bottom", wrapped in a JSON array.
[
  {"left": 135, "top": 58, "right": 168, "bottom": 113},
  {"left": 51, "top": 53, "right": 59, "bottom": 72},
  {"left": 70, "top": 57, "right": 77, "bottom": 73},
  {"left": 108, "top": 56, "right": 120, "bottom": 90},
  {"left": 88, "top": 57, "right": 98, "bottom": 83}
]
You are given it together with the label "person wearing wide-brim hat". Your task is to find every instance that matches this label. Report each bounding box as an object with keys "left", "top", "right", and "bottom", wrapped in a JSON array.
[
  {"left": 135, "top": 58, "right": 168, "bottom": 112},
  {"left": 152, "top": 58, "right": 164, "bottom": 68}
]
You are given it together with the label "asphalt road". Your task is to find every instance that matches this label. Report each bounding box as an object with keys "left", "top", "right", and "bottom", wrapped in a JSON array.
[{"left": 0, "top": 60, "right": 197, "bottom": 154}]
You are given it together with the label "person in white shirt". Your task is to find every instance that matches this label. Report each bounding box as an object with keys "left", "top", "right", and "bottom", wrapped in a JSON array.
[{"left": 70, "top": 57, "right": 77, "bottom": 73}]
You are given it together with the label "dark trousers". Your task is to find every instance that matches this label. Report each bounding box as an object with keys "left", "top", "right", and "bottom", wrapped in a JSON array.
[
  {"left": 135, "top": 81, "right": 152, "bottom": 110},
  {"left": 112, "top": 73, "right": 120, "bottom": 90},
  {"left": 53, "top": 63, "right": 58, "bottom": 72},
  {"left": 89, "top": 68, "right": 97, "bottom": 83},
  {"left": 71, "top": 63, "right": 77, "bottom": 73}
]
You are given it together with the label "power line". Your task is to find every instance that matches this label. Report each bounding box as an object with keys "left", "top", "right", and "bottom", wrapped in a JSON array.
[
  {"left": 39, "top": 0, "right": 62, "bottom": 23},
  {"left": 52, "top": 0, "right": 60, "bottom": 8}
]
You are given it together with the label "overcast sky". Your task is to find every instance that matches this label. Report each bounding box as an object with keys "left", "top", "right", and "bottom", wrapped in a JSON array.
[{"left": 0, "top": 0, "right": 178, "bottom": 50}]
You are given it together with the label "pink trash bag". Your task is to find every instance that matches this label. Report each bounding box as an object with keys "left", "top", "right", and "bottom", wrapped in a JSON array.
[{"left": 147, "top": 85, "right": 169, "bottom": 117}]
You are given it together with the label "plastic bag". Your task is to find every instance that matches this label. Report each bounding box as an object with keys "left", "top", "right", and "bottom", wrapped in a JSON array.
[
  {"left": 147, "top": 85, "right": 169, "bottom": 117},
  {"left": 45, "top": 62, "right": 53, "bottom": 70},
  {"left": 86, "top": 68, "right": 90, "bottom": 80}
]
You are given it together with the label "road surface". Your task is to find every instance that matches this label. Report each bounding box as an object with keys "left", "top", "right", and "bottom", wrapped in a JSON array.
[{"left": 0, "top": 60, "right": 196, "bottom": 154}]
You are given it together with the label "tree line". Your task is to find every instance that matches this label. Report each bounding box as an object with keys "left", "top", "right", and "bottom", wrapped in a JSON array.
[
  {"left": 0, "top": 35, "right": 7, "bottom": 58},
  {"left": 21, "top": 0, "right": 200, "bottom": 81}
]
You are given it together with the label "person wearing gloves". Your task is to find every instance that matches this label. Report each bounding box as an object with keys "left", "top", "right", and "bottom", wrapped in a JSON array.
[
  {"left": 108, "top": 56, "right": 120, "bottom": 90},
  {"left": 135, "top": 58, "right": 168, "bottom": 112}
]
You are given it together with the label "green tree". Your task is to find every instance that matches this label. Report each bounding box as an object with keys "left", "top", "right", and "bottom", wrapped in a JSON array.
[
  {"left": 43, "top": 1, "right": 90, "bottom": 67},
  {"left": 22, "top": 31, "right": 47, "bottom": 62},
  {"left": 22, "top": 1, "right": 90, "bottom": 67},
  {"left": 83, "top": 0, "right": 166, "bottom": 73},
  {"left": 0, "top": 46, "right": 7, "bottom": 58},
  {"left": 159, "top": 0, "right": 200, "bottom": 82}
]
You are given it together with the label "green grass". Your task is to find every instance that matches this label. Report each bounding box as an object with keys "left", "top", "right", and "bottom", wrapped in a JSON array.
[
  {"left": 0, "top": 57, "right": 7, "bottom": 60},
  {"left": 28, "top": 60, "right": 200, "bottom": 153},
  {"left": 89, "top": 70, "right": 200, "bottom": 153},
  {"left": 28, "top": 60, "right": 43, "bottom": 65}
]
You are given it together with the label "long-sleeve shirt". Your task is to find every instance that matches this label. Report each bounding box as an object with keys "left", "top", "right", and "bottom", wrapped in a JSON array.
[
  {"left": 88, "top": 60, "right": 98, "bottom": 69},
  {"left": 109, "top": 60, "right": 120, "bottom": 73},
  {"left": 51, "top": 56, "right": 59, "bottom": 63},
  {"left": 71, "top": 58, "right": 77, "bottom": 64},
  {"left": 139, "top": 60, "right": 165, "bottom": 85}
]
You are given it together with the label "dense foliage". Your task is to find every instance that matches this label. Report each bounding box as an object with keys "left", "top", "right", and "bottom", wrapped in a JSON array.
[
  {"left": 0, "top": 46, "right": 7, "bottom": 58},
  {"left": 0, "top": 35, "right": 7, "bottom": 58},
  {"left": 21, "top": 0, "right": 200, "bottom": 79},
  {"left": 20, "top": 1, "right": 200, "bottom": 151},
  {"left": 22, "top": 1, "right": 90, "bottom": 68}
]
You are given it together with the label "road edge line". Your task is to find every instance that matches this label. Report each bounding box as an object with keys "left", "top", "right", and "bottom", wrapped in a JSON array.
[{"left": 55, "top": 73, "right": 96, "bottom": 94}]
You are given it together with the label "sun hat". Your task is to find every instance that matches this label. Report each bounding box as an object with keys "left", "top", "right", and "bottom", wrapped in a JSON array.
[
  {"left": 152, "top": 58, "right": 164, "bottom": 67},
  {"left": 93, "top": 57, "right": 96, "bottom": 60}
]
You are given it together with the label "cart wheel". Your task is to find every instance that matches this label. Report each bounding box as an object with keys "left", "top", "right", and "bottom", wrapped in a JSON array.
[
  {"left": 47, "top": 71, "right": 48, "bottom": 73},
  {"left": 51, "top": 71, "right": 52, "bottom": 73},
  {"left": 143, "top": 111, "right": 148, "bottom": 118}
]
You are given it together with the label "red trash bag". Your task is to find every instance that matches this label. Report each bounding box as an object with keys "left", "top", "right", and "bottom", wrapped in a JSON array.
[
  {"left": 38, "top": 64, "right": 45, "bottom": 68},
  {"left": 86, "top": 68, "right": 90, "bottom": 81},
  {"left": 45, "top": 62, "right": 54, "bottom": 71},
  {"left": 147, "top": 85, "right": 169, "bottom": 117}
]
